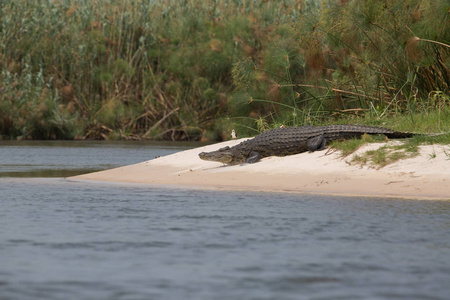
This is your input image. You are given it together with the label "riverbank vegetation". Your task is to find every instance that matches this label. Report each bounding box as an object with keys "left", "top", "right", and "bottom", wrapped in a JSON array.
[{"left": 0, "top": 0, "right": 449, "bottom": 141}]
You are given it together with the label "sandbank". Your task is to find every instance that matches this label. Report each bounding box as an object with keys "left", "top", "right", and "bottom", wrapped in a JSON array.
[{"left": 70, "top": 139, "right": 450, "bottom": 200}]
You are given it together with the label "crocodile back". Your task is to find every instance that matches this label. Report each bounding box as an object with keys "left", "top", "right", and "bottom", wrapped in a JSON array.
[
  {"left": 231, "top": 125, "right": 413, "bottom": 158},
  {"left": 234, "top": 126, "right": 323, "bottom": 157}
]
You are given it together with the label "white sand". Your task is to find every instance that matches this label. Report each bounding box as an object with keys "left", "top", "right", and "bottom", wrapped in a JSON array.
[{"left": 70, "top": 139, "right": 450, "bottom": 200}]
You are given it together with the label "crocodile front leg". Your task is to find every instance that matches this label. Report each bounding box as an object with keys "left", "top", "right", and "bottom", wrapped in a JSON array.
[{"left": 244, "top": 151, "right": 261, "bottom": 164}]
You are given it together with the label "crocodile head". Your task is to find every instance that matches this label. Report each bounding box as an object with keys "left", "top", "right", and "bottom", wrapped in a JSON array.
[{"left": 198, "top": 146, "right": 244, "bottom": 165}]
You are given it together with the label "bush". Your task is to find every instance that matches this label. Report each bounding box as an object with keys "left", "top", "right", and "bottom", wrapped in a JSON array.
[{"left": 0, "top": 0, "right": 448, "bottom": 140}]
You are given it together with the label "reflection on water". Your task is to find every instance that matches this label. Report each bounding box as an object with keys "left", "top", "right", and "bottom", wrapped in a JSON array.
[
  {"left": 0, "top": 140, "right": 197, "bottom": 177},
  {"left": 0, "top": 168, "right": 103, "bottom": 178}
]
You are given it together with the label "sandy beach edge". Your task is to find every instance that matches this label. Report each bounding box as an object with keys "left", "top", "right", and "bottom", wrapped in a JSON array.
[{"left": 69, "top": 139, "right": 450, "bottom": 200}]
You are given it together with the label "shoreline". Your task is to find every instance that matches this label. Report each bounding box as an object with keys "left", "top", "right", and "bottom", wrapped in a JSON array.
[{"left": 70, "top": 139, "right": 450, "bottom": 200}]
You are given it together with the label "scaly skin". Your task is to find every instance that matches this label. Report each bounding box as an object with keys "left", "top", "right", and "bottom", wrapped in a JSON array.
[{"left": 198, "top": 125, "right": 415, "bottom": 165}]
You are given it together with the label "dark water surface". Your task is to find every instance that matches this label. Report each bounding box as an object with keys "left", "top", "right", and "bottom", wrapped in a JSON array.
[
  {"left": 0, "top": 140, "right": 196, "bottom": 177},
  {"left": 1, "top": 142, "right": 449, "bottom": 300}
]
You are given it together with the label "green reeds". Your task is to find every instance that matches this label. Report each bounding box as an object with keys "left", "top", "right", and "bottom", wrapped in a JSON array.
[
  {"left": 0, "top": 0, "right": 448, "bottom": 140},
  {"left": 1, "top": 0, "right": 303, "bottom": 140},
  {"left": 232, "top": 0, "right": 449, "bottom": 132}
]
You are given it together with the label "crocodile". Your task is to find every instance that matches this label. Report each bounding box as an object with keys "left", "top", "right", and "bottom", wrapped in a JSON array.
[{"left": 198, "top": 125, "right": 416, "bottom": 165}]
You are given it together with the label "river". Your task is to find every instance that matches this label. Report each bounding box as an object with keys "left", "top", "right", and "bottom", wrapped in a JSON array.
[{"left": 1, "top": 141, "right": 449, "bottom": 300}]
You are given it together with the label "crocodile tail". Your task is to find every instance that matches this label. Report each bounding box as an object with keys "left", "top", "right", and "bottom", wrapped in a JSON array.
[{"left": 384, "top": 131, "right": 414, "bottom": 138}]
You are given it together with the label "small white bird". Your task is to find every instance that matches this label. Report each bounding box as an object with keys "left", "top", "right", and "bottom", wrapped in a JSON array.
[
  {"left": 231, "top": 129, "right": 237, "bottom": 139},
  {"left": 280, "top": 125, "right": 285, "bottom": 128}
]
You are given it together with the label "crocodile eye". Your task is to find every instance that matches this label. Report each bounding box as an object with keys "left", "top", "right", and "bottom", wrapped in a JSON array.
[{"left": 219, "top": 146, "right": 230, "bottom": 151}]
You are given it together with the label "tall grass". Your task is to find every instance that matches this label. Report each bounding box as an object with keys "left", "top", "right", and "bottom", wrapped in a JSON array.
[
  {"left": 233, "top": 0, "right": 449, "bottom": 131},
  {"left": 0, "top": 0, "right": 448, "bottom": 140},
  {"left": 1, "top": 0, "right": 294, "bottom": 140}
]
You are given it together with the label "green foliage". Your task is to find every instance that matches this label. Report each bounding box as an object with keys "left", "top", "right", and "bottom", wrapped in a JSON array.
[
  {"left": 232, "top": 0, "right": 449, "bottom": 132},
  {"left": 332, "top": 129, "right": 450, "bottom": 168},
  {"left": 0, "top": 0, "right": 448, "bottom": 141},
  {"left": 350, "top": 143, "right": 421, "bottom": 169},
  {"left": 0, "top": 66, "right": 78, "bottom": 139},
  {"left": 330, "top": 134, "right": 386, "bottom": 157}
]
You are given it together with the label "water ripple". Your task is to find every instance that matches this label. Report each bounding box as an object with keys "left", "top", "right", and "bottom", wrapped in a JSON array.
[{"left": 1, "top": 178, "right": 450, "bottom": 300}]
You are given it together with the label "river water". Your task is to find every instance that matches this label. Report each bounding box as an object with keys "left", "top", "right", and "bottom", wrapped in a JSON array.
[{"left": 1, "top": 141, "right": 449, "bottom": 300}]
